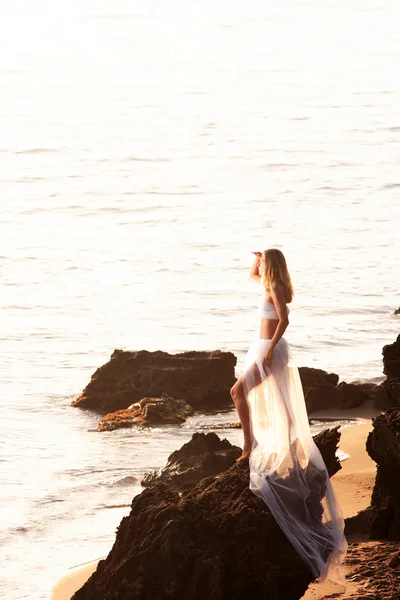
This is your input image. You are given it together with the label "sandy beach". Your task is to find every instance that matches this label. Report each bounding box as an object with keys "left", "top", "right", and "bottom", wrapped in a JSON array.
[
  {"left": 312, "top": 403, "right": 378, "bottom": 520},
  {"left": 52, "top": 407, "right": 388, "bottom": 600}
]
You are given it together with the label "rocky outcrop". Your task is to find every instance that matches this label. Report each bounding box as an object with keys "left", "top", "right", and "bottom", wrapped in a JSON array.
[
  {"left": 72, "top": 349, "right": 236, "bottom": 413},
  {"left": 141, "top": 432, "right": 242, "bottom": 489},
  {"left": 141, "top": 427, "right": 341, "bottom": 491},
  {"left": 97, "top": 395, "right": 194, "bottom": 431},
  {"left": 344, "top": 507, "right": 371, "bottom": 536},
  {"left": 298, "top": 366, "right": 339, "bottom": 391},
  {"left": 298, "top": 366, "right": 375, "bottom": 414},
  {"left": 374, "top": 334, "right": 400, "bottom": 410},
  {"left": 366, "top": 409, "right": 400, "bottom": 540},
  {"left": 312, "top": 426, "right": 342, "bottom": 477},
  {"left": 72, "top": 428, "right": 341, "bottom": 600}
]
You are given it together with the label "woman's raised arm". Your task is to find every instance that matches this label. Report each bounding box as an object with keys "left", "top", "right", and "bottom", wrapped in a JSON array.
[{"left": 250, "top": 253, "right": 262, "bottom": 283}]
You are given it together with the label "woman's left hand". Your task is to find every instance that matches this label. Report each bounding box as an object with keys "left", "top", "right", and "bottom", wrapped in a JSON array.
[{"left": 263, "top": 346, "right": 274, "bottom": 367}]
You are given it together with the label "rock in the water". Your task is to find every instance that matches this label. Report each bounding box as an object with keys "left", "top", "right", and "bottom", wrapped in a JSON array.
[
  {"left": 366, "top": 409, "right": 400, "bottom": 540},
  {"left": 298, "top": 366, "right": 375, "bottom": 413},
  {"left": 394, "top": 307, "right": 400, "bottom": 315},
  {"left": 97, "top": 394, "right": 195, "bottom": 431},
  {"left": 141, "top": 432, "right": 242, "bottom": 489},
  {"left": 72, "top": 349, "right": 236, "bottom": 412}
]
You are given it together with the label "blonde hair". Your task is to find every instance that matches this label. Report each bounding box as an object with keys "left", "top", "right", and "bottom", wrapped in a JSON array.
[{"left": 261, "top": 248, "right": 294, "bottom": 303}]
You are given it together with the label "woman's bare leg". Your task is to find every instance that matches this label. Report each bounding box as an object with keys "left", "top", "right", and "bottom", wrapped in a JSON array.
[{"left": 230, "top": 376, "right": 253, "bottom": 461}]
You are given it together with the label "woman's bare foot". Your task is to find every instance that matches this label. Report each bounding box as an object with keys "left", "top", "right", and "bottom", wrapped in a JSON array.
[{"left": 236, "top": 446, "right": 251, "bottom": 462}]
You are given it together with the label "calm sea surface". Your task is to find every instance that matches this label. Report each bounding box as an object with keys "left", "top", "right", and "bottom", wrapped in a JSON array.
[{"left": 1, "top": 0, "right": 399, "bottom": 597}]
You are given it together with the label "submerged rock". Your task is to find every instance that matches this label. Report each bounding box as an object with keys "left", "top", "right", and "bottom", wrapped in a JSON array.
[
  {"left": 97, "top": 394, "right": 194, "bottom": 431},
  {"left": 366, "top": 408, "right": 400, "bottom": 540},
  {"left": 72, "top": 349, "right": 236, "bottom": 413}
]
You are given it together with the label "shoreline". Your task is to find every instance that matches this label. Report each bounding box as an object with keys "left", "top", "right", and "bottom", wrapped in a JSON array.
[{"left": 52, "top": 412, "right": 379, "bottom": 600}]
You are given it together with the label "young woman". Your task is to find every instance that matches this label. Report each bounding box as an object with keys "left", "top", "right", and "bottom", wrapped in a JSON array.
[{"left": 230, "top": 248, "right": 347, "bottom": 586}]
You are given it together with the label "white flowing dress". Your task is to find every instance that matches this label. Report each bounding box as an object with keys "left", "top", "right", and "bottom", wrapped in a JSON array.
[{"left": 241, "top": 296, "right": 347, "bottom": 586}]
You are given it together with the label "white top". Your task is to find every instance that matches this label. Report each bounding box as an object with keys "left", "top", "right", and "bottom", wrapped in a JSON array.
[{"left": 259, "top": 298, "right": 290, "bottom": 320}]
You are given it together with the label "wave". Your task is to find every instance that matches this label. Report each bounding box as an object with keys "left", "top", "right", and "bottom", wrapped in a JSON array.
[
  {"left": 382, "top": 182, "right": 400, "bottom": 189},
  {"left": 15, "top": 148, "right": 57, "bottom": 155}
]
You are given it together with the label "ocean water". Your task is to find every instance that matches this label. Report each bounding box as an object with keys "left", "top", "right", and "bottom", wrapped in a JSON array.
[{"left": 1, "top": 0, "right": 399, "bottom": 598}]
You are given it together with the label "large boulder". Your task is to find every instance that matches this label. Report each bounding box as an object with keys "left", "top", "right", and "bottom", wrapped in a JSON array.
[
  {"left": 97, "top": 395, "right": 195, "bottom": 432},
  {"left": 72, "top": 349, "right": 236, "bottom": 412},
  {"left": 298, "top": 366, "right": 339, "bottom": 390},
  {"left": 373, "top": 334, "right": 400, "bottom": 410},
  {"left": 366, "top": 408, "right": 400, "bottom": 540},
  {"left": 335, "top": 381, "right": 371, "bottom": 409},
  {"left": 298, "top": 366, "right": 374, "bottom": 413},
  {"left": 71, "top": 428, "right": 341, "bottom": 600},
  {"left": 293, "top": 367, "right": 338, "bottom": 414}
]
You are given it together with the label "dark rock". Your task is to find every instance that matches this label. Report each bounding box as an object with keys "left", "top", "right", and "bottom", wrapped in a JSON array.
[
  {"left": 298, "top": 366, "right": 339, "bottom": 389},
  {"left": 366, "top": 409, "right": 400, "bottom": 540},
  {"left": 388, "top": 552, "right": 400, "bottom": 568},
  {"left": 312, "top": 426, "right": 342, "bottom": 477},
  {"left": 141, "top": 432, "right": 242, "bottom": 490},
  {"left": 383, "top": 335, "right": 400, "bottom": 380},
  {"left": 71, "top": 447, "right": 340, "bottom": 600},
  {"left": 72, "top": 349, "right": 236, "bottom": 413},
  {"left": 373, "top": 334, "right": 400, "bottom": 410},
  {"left": 97, "top": 395, "right": 195, "bottom": 431},
  {"left": 304, "top": 383, "right": 338, "bottom": 414},
  {"left": 336, "top": 381, "right": 370, "bottom": 409},
  {"left": 299, "top": 367, "right": 338, "bottom": 414},
  {"left": 351, "top": 381, "right": 382, "bottom": 398},
  {"left": 344, "top": 507, "right": 371, "bottom": 536},
  {"left": 141, "top": 426, "right": 341, "bottom": 491},
  {"left": 394, "top": 307, "right": 400, "bottom": 315},
  {"left": 299, "top": 367, "right": 375, "bottom": 414}
]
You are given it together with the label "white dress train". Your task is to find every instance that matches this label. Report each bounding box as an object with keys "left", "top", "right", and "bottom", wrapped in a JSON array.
[{"left": 242, "top": 332, "right": 347, "bottom": 586}]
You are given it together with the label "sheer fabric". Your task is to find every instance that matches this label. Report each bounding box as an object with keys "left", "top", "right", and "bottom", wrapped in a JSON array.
[{"left": 242, "top": 336, "right": 347, "bottom": 586}]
